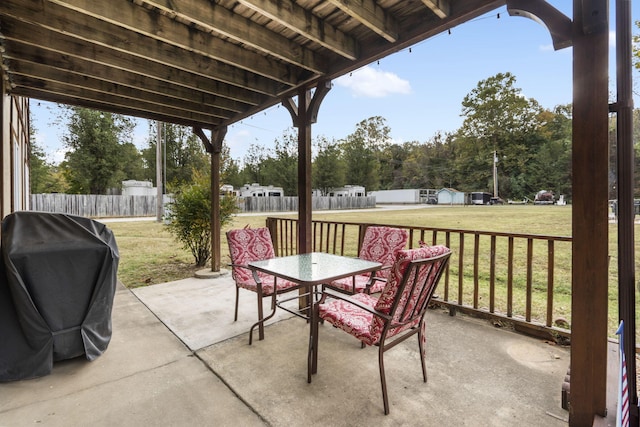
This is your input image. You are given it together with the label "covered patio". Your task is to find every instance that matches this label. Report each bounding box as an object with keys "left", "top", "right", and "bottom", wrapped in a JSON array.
[
  {"left": 0, "top": 1, "right": 633, "bottom": 425},
  {"left": 0, "top": 276, "right": 576, "bottom": 426}
]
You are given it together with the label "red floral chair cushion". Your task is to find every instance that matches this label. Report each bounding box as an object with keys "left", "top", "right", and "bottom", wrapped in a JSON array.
[
  {"left": 227, "top": 227, "right": 299, "bottom": 294},
  {"left": 319, "top": 245, "right": 451, "bottom": 345},
  {"left": 318, "top": 293, "right": 380, "bottom": 344},
  {"left": 328, "top": 226, "right": 408, "bottom": 294},
  {"left": 316, "top": 244, "right": 451, "bottom": 414},
  {"left": 370, "top": 245, "right": 451, "bottom": 339}
]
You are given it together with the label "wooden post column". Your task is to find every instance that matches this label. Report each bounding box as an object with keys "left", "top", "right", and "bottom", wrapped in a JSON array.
[
  {"left": 614, "top": 0, "right": 638, "bottom": 423},
  {"left": 296, "top": 87, "right": 312, "bottom": 254},
  {"left": 570, "top": 0, "right": 609, "bottom": 424},
  {"left": 283, "top": 82, "right": 331, "bottom": 310},
  {"left": 194, "top": 126, "right": 227, "bottom": 272},
  {"left": 283, "top": 81, "right": 332, "bottom": 254}
]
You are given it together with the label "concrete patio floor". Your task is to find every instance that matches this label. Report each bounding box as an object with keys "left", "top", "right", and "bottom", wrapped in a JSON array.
[{"left": 0, "top": 273, "right": 577, "bottom": 426}]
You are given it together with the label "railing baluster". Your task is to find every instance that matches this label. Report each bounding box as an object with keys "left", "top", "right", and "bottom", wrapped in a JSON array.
[
  {"left": 526, "top": 238, "right": 533, "bottom": 322},
  {"left": 289, "top": 220, "right": 295, "bottom": 255},
  {"left": 458, "top": 233, "right": 464, "bottom": 306},
  {"left": 313, "top": 222, "right": 318, "bottom": 252},
  {"left": 507, "top": 236, "right": 514, "bottom": 318},
  {"left": 444, "top": 231, "right": 451, "bottom": 301},
  {"left": 547, "top": 240, "right": 555, "bottom": 327},
  {"left": 490, "top": 235, "right": 496, "bottom": 314},
  {"left": 473, "top": 233, "right": 480, "bottom": 309}
]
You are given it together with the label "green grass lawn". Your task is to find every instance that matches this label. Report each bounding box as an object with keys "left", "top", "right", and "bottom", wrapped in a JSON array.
[{"left": 106, "top": 204, "right": 638, "bottom": 337}]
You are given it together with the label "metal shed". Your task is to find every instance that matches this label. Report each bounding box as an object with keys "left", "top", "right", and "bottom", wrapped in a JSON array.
[{"left": 436, "top": 188, "right": 465, "bottom": 205}]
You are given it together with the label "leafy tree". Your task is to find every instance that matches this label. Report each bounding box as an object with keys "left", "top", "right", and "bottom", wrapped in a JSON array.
[
  {"left": 401, "top": 132, "right": 456, "bottom": 190},
  {"left": 313, "top": 136, "right": 346, "bottom": 194},
  {"left": 141, "top": 123, "right": 209, "bottom": 188},
  {"left": 60, "top": 107, "right": 140, "bottom": 194},
  {"left": 259, "top": 129, "right": 298, "bottom": 195},
  {"left": 530, "top": 105, "right": 573, "bottom": 199},
  {"left": 378, "top": 142, "right": 409, "bottom": 190},
  {"left": 240, "top": 143, "right": 269, "bottom": 185},
  {"left": 166, "top": 170, "right": 239, "bottom": 267},
  {"left": 454, "top": 72, "right": 546, "bottom": 199},
  {"left": 633, "top": 20, "right": 640, "bottom": 71},
  {"left": 220, "top": 144, "right": 243, "bottom": 189},
  {"left": 341, "top": 116, "right": 390, "bottom": 192},
  {"left": 29, "top": 125, "right": 60, "bottom": 193}
]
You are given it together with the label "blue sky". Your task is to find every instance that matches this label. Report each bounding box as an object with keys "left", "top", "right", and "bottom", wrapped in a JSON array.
[{"left": 31, "top": 2, "right": 638, "bottom": 164}]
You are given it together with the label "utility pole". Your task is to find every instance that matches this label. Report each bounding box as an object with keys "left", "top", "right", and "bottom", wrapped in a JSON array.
[
  {"left": 492, "top": 150, "right": 498, "bottom": 198},
  {"left": 156, "top": 121, "right": 163, "bottom": 222}
]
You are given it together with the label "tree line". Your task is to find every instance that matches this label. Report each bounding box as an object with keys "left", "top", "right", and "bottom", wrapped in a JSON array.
[{"left": 29, "top": 72, "right": 640, "bottom": 201}]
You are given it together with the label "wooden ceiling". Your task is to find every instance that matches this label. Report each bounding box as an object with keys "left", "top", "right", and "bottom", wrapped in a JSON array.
[{"left": 0, "top": 0, "right": 505, "bottom": 130}]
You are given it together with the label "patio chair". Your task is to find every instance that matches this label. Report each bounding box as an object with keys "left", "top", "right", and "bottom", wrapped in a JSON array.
[
  {"left": 325, "top": 226, "right": 408, "bottom": 294},
  {"left": 227, "top": 227, "right": 301, "bottom": 344},
  {"left": 313, "top": 245, "right": 451, "bottom": 415}
]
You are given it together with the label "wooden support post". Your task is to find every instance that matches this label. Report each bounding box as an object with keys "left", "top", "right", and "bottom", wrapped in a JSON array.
[
  {"left": 282, "top": 81, "right": 332, "bottom": 254},
  {"left": 297, "top": 88, "right": 313, "bottom": 255},
  {"left": 283, "top": 81, "right": 331, "bottom": 310},
  {"left": 155, "top": 121, "right": 163, "bottom": 222},
  {"left": 614, "top": 0, "right": 638, "bottom": 422},
  {"left": 570, "top": 0, "right": 609, "bottom": 424},
  {"left": 194, "top": 126, "right": 227, "bottom": 272}
]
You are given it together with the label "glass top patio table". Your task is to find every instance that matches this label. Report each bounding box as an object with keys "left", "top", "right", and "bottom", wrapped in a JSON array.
[
  {"left": 248, "top": 252, "right": 382, "bottom": 285},
  {"left": 248, "top": 252, "right": 382, "bottom": 383}
]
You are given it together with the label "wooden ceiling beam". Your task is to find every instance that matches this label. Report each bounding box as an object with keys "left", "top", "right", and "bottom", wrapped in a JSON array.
[
  {"left": 318, "top": 0, "right": 505, "bottom": 83},
  {"left": 9, "top": 59, "right": 236, "bottom": 120},
  {"left": 0, "top": 0, "right": 506, "bottom": 130},
  {"left": 11, "top": 77, "right": 225, "bottom": 126},
  {"left": 4, "top": 43, "right": 252, "bottom": 113},
  {"left": 149, "top": 0, "right": 328, "bottom": 72},
  {"left": 16, "top": 87, "right": 218, "bottom": 128},
  {"left": 0, "top": 14, "right": 285, "bottom": 99},
  {"left": 1, "top": 0, "right": 301, "bottom": 88},
  {"left": 237, "top": 0, "right": 359, "bottom": 60},
  {"left": 326, "top": 0, "right": 398, "bottom": 43},
  {"left": 422, "top": 0, "right": 450, "bottom": 19}
]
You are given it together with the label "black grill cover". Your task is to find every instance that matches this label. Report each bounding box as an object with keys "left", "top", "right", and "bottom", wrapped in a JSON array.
[{"left": 0, "top": 212, "right": 119, "bottom": 381}]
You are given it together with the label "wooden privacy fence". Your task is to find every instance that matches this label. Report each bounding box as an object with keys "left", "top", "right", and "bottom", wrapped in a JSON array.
[
  {"left": 31, "top": 194, "right": 159, "bottom": 217},
  {"left": 240, "top": 196, "right": 375, "bottom": 212},
  {"left": 31, "top": 194, "right": 376, "bottom": 217},
  {"left": 266, "top": 217, "right": 573, "bottom": 342}
]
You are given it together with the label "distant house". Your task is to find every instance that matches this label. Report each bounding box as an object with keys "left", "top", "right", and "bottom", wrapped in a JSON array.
[
  {"left": 122, "top": 180, "right": 156, "bottom": 196},
  {"left": 238, "top": 183, "right": 284, "bottom": 197},
  {"left": 437, "top": 188, "right": 465, "bottom": 205},
  {"left": 328, "top": 185, "right": 365, "bottom": 197}
]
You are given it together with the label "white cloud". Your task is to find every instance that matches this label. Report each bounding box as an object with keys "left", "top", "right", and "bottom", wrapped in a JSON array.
[
  {"left": 335, "top": 65, "right": 411, "bottom": 98},
  {"left": 609, "top": 30, "right": 616, "bottom": 48},
  {"left": 50, "top": 148, "right": 68, "bottom": 165}
]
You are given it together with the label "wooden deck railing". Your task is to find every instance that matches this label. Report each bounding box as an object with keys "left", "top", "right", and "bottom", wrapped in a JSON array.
[{"left": 266, "top": 217, "right": 573, "bottom": 342}]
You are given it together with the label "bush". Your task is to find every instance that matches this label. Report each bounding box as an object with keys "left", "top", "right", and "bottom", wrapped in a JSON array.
[{"left": 165, "top": 172, "right": 239, "bottom": 267}]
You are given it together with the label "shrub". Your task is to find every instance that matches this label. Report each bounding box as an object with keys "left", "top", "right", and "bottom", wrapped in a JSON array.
[{"left": 165, "top": 172, "right": 239, "bottom": 267}]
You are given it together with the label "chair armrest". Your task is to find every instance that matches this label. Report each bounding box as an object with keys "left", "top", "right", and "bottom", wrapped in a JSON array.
[
  {"left": 228, "top": 263, "right": 264, "bottom": 286},
  {"left": 228, "top": 262, "right": 252, "bottom": 271},
  {"left": 363, "top": 268, "right": 387, "bottom": 293},
  {"left": 319, "top": 288, "right": 392, "bottom": 322}
]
